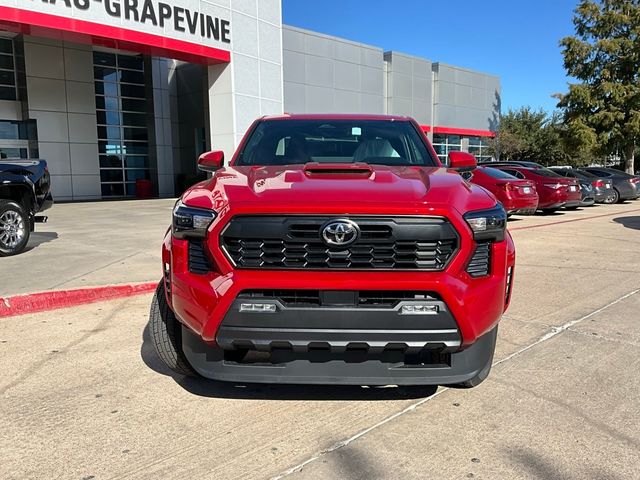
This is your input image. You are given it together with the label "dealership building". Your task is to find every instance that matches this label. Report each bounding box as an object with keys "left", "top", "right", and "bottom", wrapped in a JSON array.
[{"left": 0, "top": 1, "right": 500, "bottom": 201}]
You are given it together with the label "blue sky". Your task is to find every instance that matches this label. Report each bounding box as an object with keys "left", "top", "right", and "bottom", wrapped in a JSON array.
[{"left": 282, "top": 0, "right": 578, "bottom": 113}]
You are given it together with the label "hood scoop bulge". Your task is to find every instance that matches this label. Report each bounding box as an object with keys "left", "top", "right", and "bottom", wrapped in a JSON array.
[{"left": 303, "top": 162, "right": 374, "bottom": 178}]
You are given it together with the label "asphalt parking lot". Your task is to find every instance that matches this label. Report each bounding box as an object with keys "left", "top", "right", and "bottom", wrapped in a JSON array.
[{"left": 1, "top": 201, "right": 640, "bottom": 479}]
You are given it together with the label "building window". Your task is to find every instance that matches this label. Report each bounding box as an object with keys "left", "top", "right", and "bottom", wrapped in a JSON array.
[
  {"left": 94, "top": 51, "right": 150, "bottom": 198},
  {"left": 432, "top": 134, "right": 461, "bottom": 165},
  {"left": 432, "top": 134, "right": 493, "bottom": 164},
  {"left": 0, "top": 120, "right": 38, "bottom": 159},
  {"left": 0, "top": 38, "right": 17, "bottom": 101}
]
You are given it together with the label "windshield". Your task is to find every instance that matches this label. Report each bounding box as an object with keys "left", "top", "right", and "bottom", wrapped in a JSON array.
[
  {"left": 235, "top": 120, "right": 437, "bottom": 167},
  {"left": 481, "top": 167, "right": 518, "bottom": 179}
]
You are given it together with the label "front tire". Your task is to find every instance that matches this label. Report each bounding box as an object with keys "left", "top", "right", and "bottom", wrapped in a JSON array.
[
  {"left": 149, "top": 280, "right": 199, "bottom": 377},
  {"left": 0, "top": 200, "right": 30, "bottom": 257}
]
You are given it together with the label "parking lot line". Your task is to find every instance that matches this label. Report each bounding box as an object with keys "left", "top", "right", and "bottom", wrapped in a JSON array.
[
  {"left": 510, "top": 207, "right": 640, "bottom": 231},
  {"left": 272, "top": 286, "right": 640, "bottom": 479}
]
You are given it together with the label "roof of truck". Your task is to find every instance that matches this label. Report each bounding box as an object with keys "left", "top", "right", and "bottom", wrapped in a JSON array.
[{"left": 260, "top": 113, "right": 413, "bottom": 122}]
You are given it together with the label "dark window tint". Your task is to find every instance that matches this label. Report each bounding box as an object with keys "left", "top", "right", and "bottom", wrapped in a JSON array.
[
  {"left": 122, "top": 112, "right": 147, "bottom": 127},
  {"left": 584, "top": 168, "right": 612, "bottom": 177},
  {"left": 118, "top": 55, "right": 144, "bottom": 71},
  {"left": 575, "top": 169, "right": 597, "bottom": 178},
  {"left": 0, "top": 86, "right": 15, "bottom": 100},
  {"left": 94, "top": 52, "right": 117, "bottom": 67},
  {"left": 120, "top": 70, "right": 145, "bottom": 84},
  {"left": 236, "top": 120, "right": 436, "bottom": 166},
  {"left": 0, "top": 70, "right": 14, "bottom": 86},
  {"left": 123, "top": 127, "right": 148, "bottom": 142},
  {"left": 500, "top": 169, "right": 525, "bottom": 179},
  {"left": 480, "top": 167, "right": 518, "bottom": 180},
  {"left": 120, "top": 84, "right": 145, "bottom": 98},
  {"left": 0, "top": 55, "right": 14, "bottom": 70},
  {"left": 531, "top": 168, "right": 563, "bottom": 178},
  {"left": 121, "top": 98, "right": 147, "bottom": 112},
  {"left": 100, "top": 169, "right": 123, "bottom": 182},
  {"left": 101, "top": 183, "right": 125, "bottom": 197},
  {"left": 0, "top": 38, "right": 13, "bottom": 54},
  {"left": 100, "top": 155, "right": 122, "bottom": 168},
  {"left": 125, "top": 156, "right": 148, "bottom": 168},
  {"left": 125, "top": 169, "right": 149, "bottom": 181}
]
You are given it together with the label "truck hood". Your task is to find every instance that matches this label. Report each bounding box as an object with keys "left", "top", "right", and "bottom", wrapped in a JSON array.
[{"left": 182, "top": 164, "right": 496, "bottom": 215}]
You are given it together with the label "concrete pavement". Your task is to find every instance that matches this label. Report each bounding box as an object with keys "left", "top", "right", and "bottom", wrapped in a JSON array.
[
  {"left": 1, "top": 202, "right": 640, "bottom": 479},
  {"left": 0, "top": 199, "right": 175, "bottom": 297}
]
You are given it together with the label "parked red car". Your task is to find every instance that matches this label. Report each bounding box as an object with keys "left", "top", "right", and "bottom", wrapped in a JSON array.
[
  {"left": 470, "top": 166, "right": 538, "bottom": 215},
  {"left": 493, "top": 166, "right": 581, "bottom": 212}
]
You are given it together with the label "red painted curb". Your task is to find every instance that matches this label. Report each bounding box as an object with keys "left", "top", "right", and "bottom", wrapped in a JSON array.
[{"left": 0, "top": 282, "right": 158, "bottom": 318}]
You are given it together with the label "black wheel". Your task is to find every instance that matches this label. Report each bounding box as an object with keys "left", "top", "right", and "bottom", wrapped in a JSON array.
[
  {"left": 611, "top": 188, "right": 621, "bottom": 204},
  {"left": 149, "top": 280, "right": 200, "bottom": 377},
  {"left": 0, "top": 200, "right": 30, "bottom": 257}
]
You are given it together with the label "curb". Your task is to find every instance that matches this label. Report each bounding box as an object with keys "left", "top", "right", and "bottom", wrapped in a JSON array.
[{"left": 0, "top": 282, "right": 158, "bottom": 318}]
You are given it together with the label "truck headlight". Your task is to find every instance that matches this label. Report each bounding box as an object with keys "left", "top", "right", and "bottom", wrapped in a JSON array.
[
  {"left": 464, "top": 205, "right": 507, "bottom": 242},
  {"left": 172, "top": 200, "right": 216, "bottom": 239}
]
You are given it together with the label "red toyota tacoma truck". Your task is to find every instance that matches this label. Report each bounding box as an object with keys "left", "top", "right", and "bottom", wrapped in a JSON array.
[{"left": 150, "top": 114, "right": 515, "bottom": 387}]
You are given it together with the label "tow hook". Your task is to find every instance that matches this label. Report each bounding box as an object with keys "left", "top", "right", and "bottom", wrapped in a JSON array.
[{"left": 34, "top": 216, "right": 48, "bottom": 223}]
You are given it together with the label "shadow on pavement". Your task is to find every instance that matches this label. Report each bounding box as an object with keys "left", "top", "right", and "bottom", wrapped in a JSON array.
[
  {"left": 140, "top": 321, "right": 439, "bottom": 401},
  {"left": 613, "top": 216, "right": 640, "bottom": 231},
  {"left": 535, "top": 210, "right": 566, "bottom": 216},
  {"left": 24, "top": 231, "right": 58, "bottom": 251}
]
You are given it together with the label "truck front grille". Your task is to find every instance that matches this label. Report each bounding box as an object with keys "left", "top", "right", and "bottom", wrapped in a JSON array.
[{"left": 220, "top": 216, "right": 459, "bottom": 271}]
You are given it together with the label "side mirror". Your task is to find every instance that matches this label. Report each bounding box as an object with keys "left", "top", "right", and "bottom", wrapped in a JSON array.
[
  {"left": 448, "top": 151, "right": 477, "bottom": 171},
  {"left": 197, "top": 151, "right": 224, "bottom": 172}
]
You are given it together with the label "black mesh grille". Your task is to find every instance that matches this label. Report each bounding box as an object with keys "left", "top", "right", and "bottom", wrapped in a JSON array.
[
  {"left": 221, "top": 216, "right": 458, "bottom": 271},
  {"left": 466, "top": 242, "right": 491, "bottom": 277},
  {"left": 188, "top": 241, "right": 213, "bottom": 274}
]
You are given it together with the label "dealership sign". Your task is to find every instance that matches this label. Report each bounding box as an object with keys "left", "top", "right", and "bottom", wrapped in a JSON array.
[
  {"left": 31, "top": 0, "right": 230, "bottom": 44},
  {"left": 0, "top": 1, "right": 233, "bottom": 63}
]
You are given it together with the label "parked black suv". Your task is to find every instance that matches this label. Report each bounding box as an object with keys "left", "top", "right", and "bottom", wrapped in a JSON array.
[{"left": 0, "top": 160, "right": 53, "bottom": 256}]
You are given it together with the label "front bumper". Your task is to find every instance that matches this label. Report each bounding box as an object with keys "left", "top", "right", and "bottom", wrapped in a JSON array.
[
  {"left": 164, "top": 210, "right": 515, "bottom": 385},
  {"left": 182, "top": 323, "right": 498, "bottom": 385}
]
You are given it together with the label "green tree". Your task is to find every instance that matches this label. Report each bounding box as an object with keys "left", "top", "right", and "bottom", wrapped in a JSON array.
[
  {"left": 488, "top": 107, "right": 567, "bottom": 164},
  {"left": 558, "top": 0, "right": 640, "bottom": 174}
]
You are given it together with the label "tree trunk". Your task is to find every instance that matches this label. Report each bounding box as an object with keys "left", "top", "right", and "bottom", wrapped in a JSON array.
[{"left": 623, "top": 144, "right": 635, "bottom": 174}]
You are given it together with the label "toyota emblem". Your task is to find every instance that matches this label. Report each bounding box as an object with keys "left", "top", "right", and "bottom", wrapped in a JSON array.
[{"left": 321, "top": 220, "right": 360, "bottom": 247}]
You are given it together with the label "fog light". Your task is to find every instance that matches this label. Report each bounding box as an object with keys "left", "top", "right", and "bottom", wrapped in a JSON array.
[
  {"left": 239, "top": 303, "right": 277, "bottom": 313},
  {"left": 400, "top": 304, "right": 439, "bottom": 315}
]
